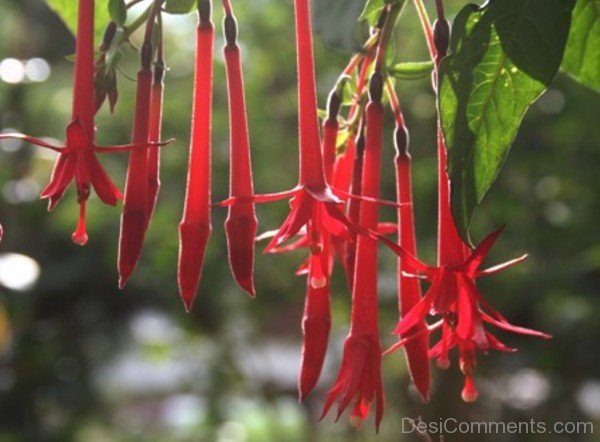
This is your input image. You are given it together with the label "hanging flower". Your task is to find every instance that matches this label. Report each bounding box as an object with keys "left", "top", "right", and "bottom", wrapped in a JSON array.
[
  {"left": 0, "top": 0, "right": 164, "bottom": 245},
  {"left": 322, "top": 72, "right": 386, "bottom": 430},
  {"left": 222, "top": 1, "right": 258, "bottom": 297},
  {"left": 178, "top": 1, "right": 215, "bottom": 311}
]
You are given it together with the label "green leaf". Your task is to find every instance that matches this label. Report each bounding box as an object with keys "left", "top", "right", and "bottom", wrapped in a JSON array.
[
  {"left": 389, "top": 61, "right": 434, "bottom": 80},
  {"left": 45, "top": 0, "right": 111, "bottom": 43},
  {"left": 164, "top": 0, "right": 197, "bottom": 14},
  {"left": 109, "top": 0, "right": 127, "bottom": 26},
  {"left": 359, "top": 0, "right": 402, "bottom": 26},
  {"left": 439, "top": 0, "right": 575, "bottom": 242},
  {"left": 562, "top": 0, "right": 600, "bottom": 91},
  {"left": 359, "top": 0, "right": 387, "bottom": 26}
]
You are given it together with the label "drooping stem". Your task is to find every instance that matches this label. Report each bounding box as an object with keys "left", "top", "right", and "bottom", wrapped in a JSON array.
[{"left": 412, "top": 0, "right": 436, "bottom": 60}]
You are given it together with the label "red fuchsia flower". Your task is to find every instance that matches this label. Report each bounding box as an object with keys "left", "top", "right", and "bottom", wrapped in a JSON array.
[
  {"left": 218, "top": 0, "right": 363, "bottom": 284},
  {"left": 178, "top": 1, "right": 214, "bottom": 311},
  {"left": 253, "top": 0, "right": 353, "bottom": 254},
  {"left": 382, "top": 4, "right": 549, "bottom": 403},
  {"left": 222, "top": 0, "right": 258, "bottom": 297},
  {"left": 322, "top": 72, "right": 386, "bottom": 431},
  {"left": 0, "top": 0, "right": 149, "bottom": 246},
  {"left": 119, "top": 0, "right": 169, "bottom": 289},
  {"left": 118, "top": 40, "right": 156, "bottom": 288},
  {"left": 385, "top": 227, "right": 552, "bottom": 401},
  {"left": 389, "top": 82, "right": 430, "bottom": 401}
]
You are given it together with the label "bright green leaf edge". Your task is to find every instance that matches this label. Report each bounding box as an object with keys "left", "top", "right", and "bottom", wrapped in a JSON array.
[
  {"left": 562, "top": 0, "right": 600, "bottom": 92},
  {"left": 439, "top": 0, "right": 575, "bottom": 243}
]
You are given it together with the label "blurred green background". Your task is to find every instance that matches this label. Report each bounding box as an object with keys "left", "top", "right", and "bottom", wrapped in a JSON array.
[{"left": 0, "top": 0, "right": 599, "bottom": 440}]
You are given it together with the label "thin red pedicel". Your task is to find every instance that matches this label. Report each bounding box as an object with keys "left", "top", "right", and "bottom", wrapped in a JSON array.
[
  {"left": 178, "top": 1, "right": 214, "bottom": 311},
  {"left": 222, "top": 1, "right": 258, "bottom": 297}
]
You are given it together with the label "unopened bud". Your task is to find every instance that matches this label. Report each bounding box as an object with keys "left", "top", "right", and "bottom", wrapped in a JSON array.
[
  {"left": 224, "top": 14, "right": 237, "bottom": 46},
  {"left": 368, "top": 71, "right": 383, "bottom": 103},
  {"left": 198, "top": 0, "right": 211, "bottom": 26},
  {"left": 394, "top": 124, "right": 410, "bottom": 157},
  {"left": 101, "top": 22, "right": 118, "bottom": 51},
  {"left": 140, "top": 41, "right": 153, "bottom": 69},
  {"left": 433, "top": 19, "right": 450, "bottom": 60},
  {"left": 326, "top": 90, "right": 341, "bottom": 122}
]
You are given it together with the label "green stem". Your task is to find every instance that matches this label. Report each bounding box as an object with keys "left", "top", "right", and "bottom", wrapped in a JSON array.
[
  {"left": 124, "top": 4, "right": 153, "bottom": 38},
  {"left": 375, "top": 0, "right": 407, "bottom": 71}
]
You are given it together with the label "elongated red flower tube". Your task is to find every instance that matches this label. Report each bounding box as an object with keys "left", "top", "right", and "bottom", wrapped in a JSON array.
[
  {"left": 394, "top": 124, "right": 430, "bottom": 401},
  {"left": 118, "top": 41, "right": 154, "bottom": 288},
  {"left": 322, "top": 73, "right": 385, "bottom": 430},
  {"left": 178, "top": 2, "right": 214, "bottom": 311},
  {"left": 295, "top": 0, "right": 326, "bottom": 193},
  {"left": 222, "top": 4, "right": 258, "bottom": 297},
  {"left": 147, "top": 60, "right": 165, "bottom": 221}
]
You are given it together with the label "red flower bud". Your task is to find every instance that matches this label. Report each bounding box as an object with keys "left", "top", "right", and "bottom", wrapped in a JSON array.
[
  {"left": 178, "top": 7, "right": 214, "bottom": 311},
  {"left": 222, "top": 5, "right": 258, "bottom": 297}
]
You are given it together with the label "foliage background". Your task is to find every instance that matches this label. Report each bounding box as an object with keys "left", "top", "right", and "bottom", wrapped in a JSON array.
[{"left": 0, "top": 0, "right": 599, "bottom": 440}]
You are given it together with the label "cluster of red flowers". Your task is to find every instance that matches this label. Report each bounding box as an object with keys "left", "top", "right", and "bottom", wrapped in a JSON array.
[{"left": 0, "top": 0, "right": 551, "bottom": 430}]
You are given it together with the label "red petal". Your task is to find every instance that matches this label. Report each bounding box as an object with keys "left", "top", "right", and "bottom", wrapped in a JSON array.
[
  {"left": 477, "top": 254, "right": 528, "bottom": 277},
  {"left": 84, "top": 151, "right": 122, "bottom": 205},
  {"left": 481, "top": 312, "right": 552, "bottom": 339},
  {"left": 0, "top": 133, "right": 63, "bottom": 152},
  {"left": 462, "top": 226, "right": 505, "bottom": 274}
]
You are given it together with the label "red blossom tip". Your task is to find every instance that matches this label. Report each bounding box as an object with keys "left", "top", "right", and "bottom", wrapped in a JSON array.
[
  {"left": 117, "top": 209, "right": 148, "bottom": 288},
  {"left": 225, "top": 215, "right": 257, "bottom": 298},
  {"left": 461, "top": 375, "right": 479, "bottom": 403},
  {"left": 71, "top": 199, "right": 89, "bottom": 246},
  {"left": 178, "top": 221, "right": 211, "bottom": 311}
]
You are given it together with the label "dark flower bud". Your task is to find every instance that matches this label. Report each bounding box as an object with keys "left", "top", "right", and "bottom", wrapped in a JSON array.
[
  {"left": 326, "top": 90, "right": 341, "bottom": 122},
  {"left": 198, "top": 0, "right": 211, "bottom": 27},
  {"left": 140, "top": 41, "right": 153, "bottom": 70},
  {"left": 375, "top": 7, "right": 389, "bottom": 30},
  {"left": 433, "top": 19, "right": 450, "bottom": 60},
  {"left": 368, "top": 71, "right": 383, "bottom": 104},
  {"left": 224, "top": 14, "right": 237, "bottom": 46},
  {"left": 101, "top": 22, "right": 117, "bottom": 51}
]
